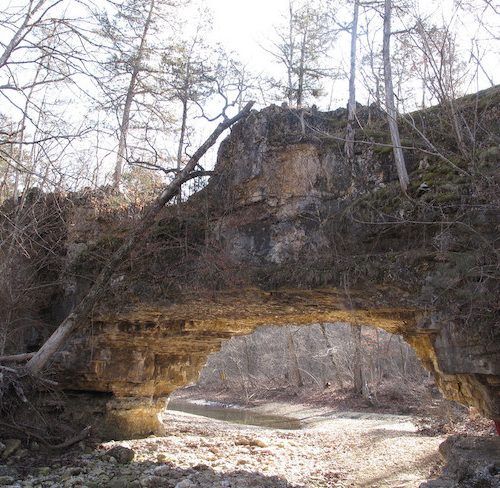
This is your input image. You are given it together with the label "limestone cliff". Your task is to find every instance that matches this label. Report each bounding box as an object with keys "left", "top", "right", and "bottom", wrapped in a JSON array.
[{"left": 4, "top": 88, "right": 499, "bottom": 438}]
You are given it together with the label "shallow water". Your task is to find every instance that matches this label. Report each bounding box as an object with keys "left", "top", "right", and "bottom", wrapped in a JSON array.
[{"left": 167, "top": 399, "right": 302, "bottom": 430}]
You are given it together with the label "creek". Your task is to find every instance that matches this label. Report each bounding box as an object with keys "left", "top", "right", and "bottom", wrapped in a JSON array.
[{"left": 167, "top": 398, "right": 302, "bottom": 430}]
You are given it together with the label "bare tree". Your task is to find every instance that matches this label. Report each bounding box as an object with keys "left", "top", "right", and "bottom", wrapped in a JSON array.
[
  {"left": 287, "top": 329, "right": 304, "bottom": 388},
  {"left": 351, "top": 324, "right": 365, "bottom": 396},
  {"left": 358, "top": 10, "right": 384, "bottom": 110},
  {"left": 161, "top": 23, "right": 213, "bottom": 201},
  {"left": 320, "top": 323, "right": 344, "bottom": 389},
  {"left": 193, "top": 323, "right": 429, "bottom": 402},
  {"left": 404, "top": 18, "right": 470, "bottom": 155},
  {"left": 0, "top": 0, "right": 64, "bottom": 70},
  {"left": 0, "top": 0, "right": 104, "bottom": 198}
]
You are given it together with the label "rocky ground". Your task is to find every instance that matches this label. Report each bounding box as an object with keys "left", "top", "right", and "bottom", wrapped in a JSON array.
[{"left": 0, "top": 404, "right": 457, "bottom": 488}]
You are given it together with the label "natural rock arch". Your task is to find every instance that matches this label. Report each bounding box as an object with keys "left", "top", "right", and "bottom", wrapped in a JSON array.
[{"left": 7, "top": 97, "right": 499, "bottom": 439}]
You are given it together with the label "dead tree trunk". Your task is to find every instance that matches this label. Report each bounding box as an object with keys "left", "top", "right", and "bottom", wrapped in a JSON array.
[
  {"left": 383, "top": 0, "right": 409, "bottom": 192},
  {"left": 26, "top": 101, "right": 255, "bottom": 374}
]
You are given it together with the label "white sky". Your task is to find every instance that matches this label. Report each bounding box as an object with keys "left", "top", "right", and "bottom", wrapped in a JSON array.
[{"left": 205, "top": 0, "right": 287, "bottom": 64}]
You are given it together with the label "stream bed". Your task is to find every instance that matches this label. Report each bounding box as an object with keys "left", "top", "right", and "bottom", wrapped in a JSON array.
[{"left": 167, "top": 398, "right": 302, "bottom": 430}]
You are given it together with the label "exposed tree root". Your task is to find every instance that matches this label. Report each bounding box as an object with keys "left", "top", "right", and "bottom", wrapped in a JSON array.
[{"left": 0, "top": 367, "right": 85, "bottom": 449}]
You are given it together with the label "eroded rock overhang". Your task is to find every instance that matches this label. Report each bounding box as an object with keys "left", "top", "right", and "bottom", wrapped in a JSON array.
[
  {"left": 55, "top": 286, "right": 499, "bottom": 425},
  {"left": 56, "top": 287, "right": 417, "bottom": 396},
  {"left": 49, "top": 99, "right": 499, "bottom": 436}
]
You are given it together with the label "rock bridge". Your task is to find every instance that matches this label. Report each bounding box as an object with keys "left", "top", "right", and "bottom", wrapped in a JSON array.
[{"left": 46, "top": 102, "right": 499, "bottom": 438}]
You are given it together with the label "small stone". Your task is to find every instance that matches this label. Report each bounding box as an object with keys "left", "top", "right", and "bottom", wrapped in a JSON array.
[
  {"left": 0, "top": 476, "right": 15, "bottom": 486},
  {"left": 97, "top": 473, "right": 111, "bottom": 484},
  {"left": 235, "top": 436, "right": 250, "bottom": 446},
  {"left": 153, "top": 466, "right": 171, "bottom": 477},
  {"left": 109, "top": 476, "right": 136, "bottom": 488},
  {"left": 156, "top": 453, "right": 167, "bottom": 462},
  {"left": 0, "top": 442, "right": 5, "bottom": 453},
  {"left": 65, "top": 475, "right": 84, "bottom": 486},
  {"left": 251, "top": 439, "right": 268, "bottom": 448},
  {"left": 174, "top": 480, "right": 195, "bottom": 488},
  {"left": 106, "top": 446, "right": 135, "bottom": 464},
  {"left": 235, "top": 436, "right": 268, "bottom": 448},
  {"left": 108, "top": 456, "right": 117, "bottom": 464},
  {"left": 38, "top": 467, "right": 51, "bottom": 476},
  {"left": 14, "top": 449, "right": 28, "bottom": 459},
  {"left": 1, "top": 439, "right": 21, "bottom": 459},
  {"left": 140, "top": 476, "right": 165, "bottom": 487}
]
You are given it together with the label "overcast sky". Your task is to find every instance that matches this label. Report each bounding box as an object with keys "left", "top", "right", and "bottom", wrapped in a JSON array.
[
  {"left": 205, "top": 0, "right": 286, "bottom": 63},
  {"left": 203, "top": 0, "right": 498, "bottom": 110}
]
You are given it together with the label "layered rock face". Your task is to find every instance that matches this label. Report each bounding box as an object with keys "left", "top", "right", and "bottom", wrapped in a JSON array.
[{"left": 41, "top": 97, "right": 500, "bottom": 437}]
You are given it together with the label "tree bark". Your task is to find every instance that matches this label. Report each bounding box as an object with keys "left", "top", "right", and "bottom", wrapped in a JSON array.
[
  {"left": 352, "top": 324, "right": 363, "bottom": 396},
  {"left": 26, "top": 101, "right": 255, "bottom": 374},
  {"left": 345, "top": 0, "right": 359, "bottom": 161},
  {"left": 286, "top": 0, "right": 296, "bottom": 106},
  {"left": 297, "top": 29, "right": 307, "bottom": 108},
  {"left": 287, "top": 330, "right": 303, "bottom": 388},
  {"left": 0, "top": 353, "right": 35, "bottom": 363},
  {"left": 175, "top": 96, "right": 188, "bottom": 204},
  {"left": 383, "top": 0, "right": 409, "bottom": 192},
  {"left": 320, "top": 323, "right": 344, "bottom": 389}
]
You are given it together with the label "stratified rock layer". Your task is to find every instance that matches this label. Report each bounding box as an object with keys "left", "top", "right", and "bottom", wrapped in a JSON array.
[
  {"left": 421, "top": 435, "right": 500, "bottom": 487},
  {"left": 43, "top": 97, "right": 500, "bottom": 437}
]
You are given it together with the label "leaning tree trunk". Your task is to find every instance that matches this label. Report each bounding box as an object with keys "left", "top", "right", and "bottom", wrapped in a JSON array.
[
  {"left": 383, "top": 0, "right": 409, "bottom": 192},
  {"left": 26, "top": 101, "right": 255, "bottom": 374}
]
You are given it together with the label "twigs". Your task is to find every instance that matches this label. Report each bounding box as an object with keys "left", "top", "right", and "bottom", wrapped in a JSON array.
[
  {"left": 48, "top": 425, "right": 92, "bottom": 450},
  {"left": 0, "top": 365, "right": 27, "bottom": 405},
  {"left": 0, "top": 352, "right": 35, "bottom": 363},
  {"left": 0, "top": 420, "right": 91, "bottom": 450},
  {"left": 0, "top": 365, "right": 81, "bottom": 448}
]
